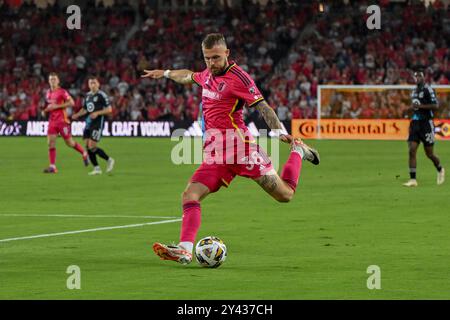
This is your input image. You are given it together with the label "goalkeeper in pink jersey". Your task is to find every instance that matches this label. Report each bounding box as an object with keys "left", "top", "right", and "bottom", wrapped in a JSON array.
[{"left": 142, "top": 33, "right": 320, "bottom": 265}]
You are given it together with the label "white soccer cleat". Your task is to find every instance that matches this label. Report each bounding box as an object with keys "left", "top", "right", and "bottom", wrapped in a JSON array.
[
  {"left": 153, "top": 242, "right": 193, "bottom": 265},
  {"left": 106, "top": 158, "right": 115, "bottom": 173},
  {"left": 403, "top": 179, "right": 418, "bottom": 187},
  {"left": 88, "top": 167, "right": 102, "bottom": 175},
  {"left": 291, "top": 139, "right": 320, "bottom": 165},
  {"left": 437, "top": 168, "right": 445, "bottom": 185}
]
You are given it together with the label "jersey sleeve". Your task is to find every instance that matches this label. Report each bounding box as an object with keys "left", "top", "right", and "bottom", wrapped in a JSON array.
[
  {"left": 232, "top": 73, "right": 265, "bottom": 108},
  {"left": 99, "top": 91, "right": 111, "bottom": 108},
  {"left": 45, "top": 90, "right": 50, "bottom": 104},
  {"left": 62, "top": 89, "right": 71, "bottom": 101},
  {"left": 82, "top": 97, "right": 87, "bottom": 110},
  {"left": 427, "top": 86, "right": 438, "bottom": 104},
  {"left": 191, "top": 69, "right": 207, "bottom": 87}
]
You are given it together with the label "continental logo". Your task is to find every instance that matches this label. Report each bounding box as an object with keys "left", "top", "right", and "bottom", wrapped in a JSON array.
[
  {"left": 298, "top": 121, "right": 402, "bottom": 138},
  {"left": 292, "top": 119, "right": 411, "bottom": 140},
  {"left": 293, "top": 119, "right": 450, "bottom": 140}
]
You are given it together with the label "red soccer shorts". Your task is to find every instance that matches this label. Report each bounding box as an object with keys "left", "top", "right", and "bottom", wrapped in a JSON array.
[
  {"left": 48, "top": 121, "right": 72, "bottom": 140},
  {"left": 190, "top": 144, "right": 273, "bottom": 193}
]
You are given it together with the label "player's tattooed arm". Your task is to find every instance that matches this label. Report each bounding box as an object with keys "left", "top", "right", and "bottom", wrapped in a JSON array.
[
  {"left": 255, "top": 100, "right": 283, "bottom": 130},
  {"left": 254, "top": 100, "right": 292, "bottom": 143},
  {"left": 141, "top": 69, "right": 194, "bottom": 85}
]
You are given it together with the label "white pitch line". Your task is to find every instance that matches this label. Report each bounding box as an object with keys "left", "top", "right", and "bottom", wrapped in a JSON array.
[
  {"left": 0, "top": 218, "right": 182, "bottom": 243},
  {"left": 0, "top": 214, "right": 179, "bottom": 219}
]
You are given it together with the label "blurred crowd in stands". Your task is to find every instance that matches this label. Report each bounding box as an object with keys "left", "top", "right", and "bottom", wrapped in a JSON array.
[{"left": 0, "top": 0, "right": 449, "bottom": 123}]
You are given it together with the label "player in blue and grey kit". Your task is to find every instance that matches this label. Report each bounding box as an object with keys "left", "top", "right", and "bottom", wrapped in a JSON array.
[
  {"left": 72, "top": 76, "right": 115, "bottom": 175},
  {"left": 404, "top": 70, "right": 444, "bottom": 187}
]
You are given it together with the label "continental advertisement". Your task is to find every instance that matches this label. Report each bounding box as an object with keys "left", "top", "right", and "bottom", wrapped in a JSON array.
[{"left": 292, "top": 119, "right": 450, "bottom": 140}]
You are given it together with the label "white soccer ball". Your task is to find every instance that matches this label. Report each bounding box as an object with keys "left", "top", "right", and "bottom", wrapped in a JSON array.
[{"left": 195, "top": 236, "right": 227, "bottom": 268}]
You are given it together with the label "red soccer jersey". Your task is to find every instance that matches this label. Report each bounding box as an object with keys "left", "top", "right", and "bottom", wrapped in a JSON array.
[
  {"left": 192, "top": 61, "right": 264, "bottom": 142},
  {"left": 45, "top": 87, "right": 71, "bottom": 124}
]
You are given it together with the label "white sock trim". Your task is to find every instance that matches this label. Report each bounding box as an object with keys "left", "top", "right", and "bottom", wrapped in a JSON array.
[
  {"left": 179, "top": 241, "right": 194, "bottom": 254},
  {"left": 292, "top": 148, "right": 304, "bottom": 159}
]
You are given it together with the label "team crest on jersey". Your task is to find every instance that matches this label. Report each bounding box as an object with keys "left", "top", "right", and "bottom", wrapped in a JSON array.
[{"left": 218, "top": 82, "right": 226, "bottom": 92}]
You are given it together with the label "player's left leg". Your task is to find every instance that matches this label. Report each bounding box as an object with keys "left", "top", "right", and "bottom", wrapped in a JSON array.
[
  {"left": 153, "top": 163, "right": 231, "bottom": 265},
  {"left": 88, "top": 126, "right": 114, "bottom": 173},
  {"left": 153, "top": 182, "right": 211, "bottom": 265},
  {"left": 86, "top": 139, "right": 102, "bottom": 175},
  {"left": 43, "top": 134, "right": 58, "bottom": 173},
  {"left": 61, "top": 123, "right": 88, "bottom": 166},
  {"left": 424, "top": 144, "right": 445, "bottom": 185},
  {"left": 179, "top": 182, "right": 210, "bottom": 250},
  {"left": 93, "top": 143, "right": 114, "bottom": 173},
  {"left": 404, "top": 141, "right": 419, "bottom": 187}
]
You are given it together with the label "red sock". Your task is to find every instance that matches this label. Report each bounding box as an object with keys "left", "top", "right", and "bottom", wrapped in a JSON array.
[
  {"left": 180, "top": 200, "right": 201, "bottom": 243},
  {"left": 49, "top": 148, "right": 56, "bottom": 166},
  {"left": 281, "top": 152, "right": 302, "bottom": 192},
  {"left": 73, "top": 142, "right": 85, "bottom": 155}
]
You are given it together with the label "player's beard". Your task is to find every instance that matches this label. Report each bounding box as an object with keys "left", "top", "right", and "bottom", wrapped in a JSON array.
[{"left": 211, "top": 62, "right": 228, "bottom": 75}]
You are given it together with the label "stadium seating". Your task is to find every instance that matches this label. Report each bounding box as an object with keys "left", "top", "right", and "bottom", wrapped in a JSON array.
[{"left": 0, "top": 0, "right": 449, "bottom": 122}]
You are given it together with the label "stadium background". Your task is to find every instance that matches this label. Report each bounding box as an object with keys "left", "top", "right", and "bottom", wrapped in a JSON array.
[
  {"left": 1, "top": 0, "right": 449, "bottom": 128},
  {"left": 1, "top": 0, "right": 450, "bottom": 300}
]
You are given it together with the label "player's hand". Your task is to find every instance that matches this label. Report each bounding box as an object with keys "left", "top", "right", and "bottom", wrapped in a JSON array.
[
  {"left": 90, "top": 113, "right": 98, "bottom": 120},
  {"left": 280, "top": 134, "right": 293, "bottom": 144},
  {"left": 141, "top": 69, "right": 165, "bottom": 79},
  {"left": 72, "top": 114, "right": 79, "bottom": 120},
  {"left": 45, "top": 104, "right": 57, "bottom": 112}
]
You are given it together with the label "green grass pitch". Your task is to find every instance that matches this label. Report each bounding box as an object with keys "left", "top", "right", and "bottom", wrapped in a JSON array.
[{"left": 0, "top": 137, "right": 449, "bottom": 299}]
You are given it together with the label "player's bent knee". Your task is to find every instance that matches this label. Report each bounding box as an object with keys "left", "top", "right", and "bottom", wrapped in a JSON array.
[
  {"left": 181, "top": 190, "right": 201, "bottom": 203},
  {"left": 275, "top": 188, "right": 294, "bottom": 203}
]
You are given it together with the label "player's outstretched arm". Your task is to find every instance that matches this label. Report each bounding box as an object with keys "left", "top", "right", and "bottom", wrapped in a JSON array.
[
  {"left": 254, "top": 100, "right": 292, "bottom": 144},
  {"left": 141, "top": 69, "right": 194, "bottom": 85}
]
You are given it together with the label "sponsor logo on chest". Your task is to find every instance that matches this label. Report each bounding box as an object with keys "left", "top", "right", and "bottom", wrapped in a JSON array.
[{"left": 202, "top": 88, "right": 223, "bottom": 100}]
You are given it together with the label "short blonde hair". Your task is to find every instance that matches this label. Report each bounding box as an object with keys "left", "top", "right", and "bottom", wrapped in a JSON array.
[{"left": 202, "top": 33, "right": 227, "bottom": 49}]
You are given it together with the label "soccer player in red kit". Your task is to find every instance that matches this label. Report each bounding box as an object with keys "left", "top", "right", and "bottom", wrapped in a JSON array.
[
  {"left": 42, "top": 73, "right": 88, "bottom": 173},
  {"left": 142, "top": 34, "right": 320, "bottom": 264}
]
